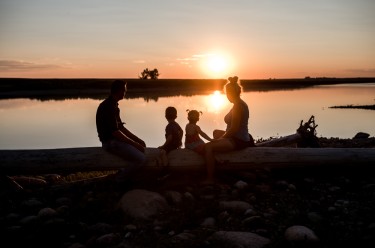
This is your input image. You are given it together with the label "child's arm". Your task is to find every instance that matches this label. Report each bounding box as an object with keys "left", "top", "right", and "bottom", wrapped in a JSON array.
[
  {"left": 158, "top": 134, "right": 173, "bottom": 149},
  {"left": 197, "top": 126, "right": 213, "bottom": 141}
]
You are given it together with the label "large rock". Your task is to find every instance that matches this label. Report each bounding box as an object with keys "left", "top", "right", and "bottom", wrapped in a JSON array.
[
  {"left": 118, "top": 189, "right": 170, "bottom": 221},
  {"left": 207, "top": 231, "right": 270, "bottom": 248},
  {"left": 284, "top": 225, "right": 319, "bottom": 243}
]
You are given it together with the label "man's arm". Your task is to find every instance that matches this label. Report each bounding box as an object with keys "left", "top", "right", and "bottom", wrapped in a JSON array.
[
  {"left": 112, "top": 129, "right": 145, "bottom": 152},
  {"left": 119, "top": 126, "right": 146, "bottom": 147}
]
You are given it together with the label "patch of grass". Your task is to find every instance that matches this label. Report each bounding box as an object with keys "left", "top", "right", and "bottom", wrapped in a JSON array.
[{"left": 61, "top": 170, "right": 116, "bottom": 182}]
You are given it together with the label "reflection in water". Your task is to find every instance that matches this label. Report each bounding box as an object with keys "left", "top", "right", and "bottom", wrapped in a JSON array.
[
  {"left": 207, "top": 90, "right": 227, "bottom": 113},
  {"left": 0, "top": 84, "right": 374, "bottom": 149}
]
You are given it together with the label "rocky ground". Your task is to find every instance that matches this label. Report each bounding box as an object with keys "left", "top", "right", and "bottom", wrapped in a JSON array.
[{"left": 1, "top": 137, "right": 375, "bottom": 248}]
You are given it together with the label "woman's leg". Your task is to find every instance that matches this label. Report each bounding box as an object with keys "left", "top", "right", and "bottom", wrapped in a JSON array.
[{"left": 204, "top": 138, "right": 235, "bottom": 183}]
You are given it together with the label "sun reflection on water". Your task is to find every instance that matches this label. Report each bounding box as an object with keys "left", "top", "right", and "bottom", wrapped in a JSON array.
[{"left": 206, "top": 90, "right": 228, "bottom": 112}]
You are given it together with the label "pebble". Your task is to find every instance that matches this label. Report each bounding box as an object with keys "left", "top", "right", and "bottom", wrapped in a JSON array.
[
  {"left": 38, "top": 207, "right": 58, "bottom": 219},
  {"left": 118, "top": 189, "right": 170, "bottom": 221},
  {"left": 208, "top": 231, "right": 270, "bottom": 248},
  {"left": 219, "top": 200, "right": 251, "bottom": 214},
  {"left": 164, "top": 190, "right": 183, "bottom": 206},
  {"left": 307, "top": 212, "right": 323, "bottom": 223},
  {"left": 200, "top": 217, "right": 216, "bottom": 228},
  {"left": 234, "top": 180, "right": 249, "bottom": 190}
]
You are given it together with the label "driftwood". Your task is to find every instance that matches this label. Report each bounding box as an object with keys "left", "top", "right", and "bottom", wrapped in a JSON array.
[
  {"left": 0, "top": 147, "right": 165, "bottom": 175},
  {"left": 255, "top": 133, "right": 302, "bottom": 147},
  {"left": 1, "top": 147, "right": 374, "bottom": 176},
  {"left": 1, "top": 116, "right": 373, "bottom": 177},
  {"left": 256, "top": 116, "right": 319, "bottom": 147}
]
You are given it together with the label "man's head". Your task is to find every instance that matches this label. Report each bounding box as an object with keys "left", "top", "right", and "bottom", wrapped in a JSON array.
[{"left": 111, "top": 80, "right": 127, "bottom": 101}]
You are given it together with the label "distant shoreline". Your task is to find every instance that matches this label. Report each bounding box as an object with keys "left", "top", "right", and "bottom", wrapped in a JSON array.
[
  {"left": 0, "top": 77, "right": 374, "bottom": 100},
  {"left": 329, "top": 104, "right": 375, "bottom": 110}
]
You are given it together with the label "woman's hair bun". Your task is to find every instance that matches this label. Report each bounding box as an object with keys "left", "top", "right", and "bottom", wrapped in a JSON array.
[{"left": 228, "top": 76, "right": 238, "bottom": 84}]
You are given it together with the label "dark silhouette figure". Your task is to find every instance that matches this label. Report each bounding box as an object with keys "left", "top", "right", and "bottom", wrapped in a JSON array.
[
  {"left": 184, "top": 109, "right": 213, "bottom": 155},
  {"left": 158, "top": 106, "right": 183, "bottom": 153},
  {"left": 203, "top": 76, "right": 255, "bottom": 184},
  {"left": 96, "top": 80, "right": 147, "bottom": 181}
]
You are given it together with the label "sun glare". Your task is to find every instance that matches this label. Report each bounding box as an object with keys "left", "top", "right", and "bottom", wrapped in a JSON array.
[
  {"left": 207, "top": 90, "right": 227, "bottom": 112},
  {"left": 208, "top": 56, "right": 227, "bottom": 72},
  {"left": 202, "top": 53, "right": 231, "bottom": 78}
]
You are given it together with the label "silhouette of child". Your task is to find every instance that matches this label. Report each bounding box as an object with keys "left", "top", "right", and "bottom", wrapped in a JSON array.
[
  {"left": 158, "top": 106, "right": 183, "bottom": 153},
  {"left": 184, "top": 109, "right": 213, "bottom": 155}
]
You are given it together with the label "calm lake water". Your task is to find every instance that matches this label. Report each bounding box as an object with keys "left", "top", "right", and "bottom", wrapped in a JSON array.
[{"left": 0, "top": 83, "right": 374, "bottom": 149}]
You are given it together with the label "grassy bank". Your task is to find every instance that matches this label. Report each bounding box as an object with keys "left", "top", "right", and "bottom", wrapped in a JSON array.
[{"left": 1, "top": 77, "right": 374, "bottom": 100}]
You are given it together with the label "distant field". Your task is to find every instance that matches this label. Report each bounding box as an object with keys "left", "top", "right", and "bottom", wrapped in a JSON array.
[{"left": 0, "top": 77, "right": 374, "bottom": 100}]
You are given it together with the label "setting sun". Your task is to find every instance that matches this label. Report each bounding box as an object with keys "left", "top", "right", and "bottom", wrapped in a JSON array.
[
  {"left": 208, "top": 56, "right": 227, "bottom": 73},
  {"left": 202, "top": 53, "right": 232, "bottom": 78}
]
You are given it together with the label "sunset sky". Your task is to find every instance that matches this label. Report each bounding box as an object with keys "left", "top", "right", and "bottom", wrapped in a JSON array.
[{"left": 1, "top": 0, "right": 374, "bottom": 79}]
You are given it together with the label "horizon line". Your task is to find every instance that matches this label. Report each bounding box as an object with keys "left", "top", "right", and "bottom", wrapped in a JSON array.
[{"left": 1, "top": 76, "right": 375, "bottom": 80}]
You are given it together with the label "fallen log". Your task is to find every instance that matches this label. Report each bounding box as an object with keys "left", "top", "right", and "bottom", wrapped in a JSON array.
[
  {"left": 0, "top": 147, "right": 164, "bottom": 175},
  {"left": 1, "top": 147, "right": 374, "bottom": 175}
]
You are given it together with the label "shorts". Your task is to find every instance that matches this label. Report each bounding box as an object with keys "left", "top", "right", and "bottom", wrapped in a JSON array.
[{"left": 229, "top": 134, "right": 255, "bottom": 150}]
